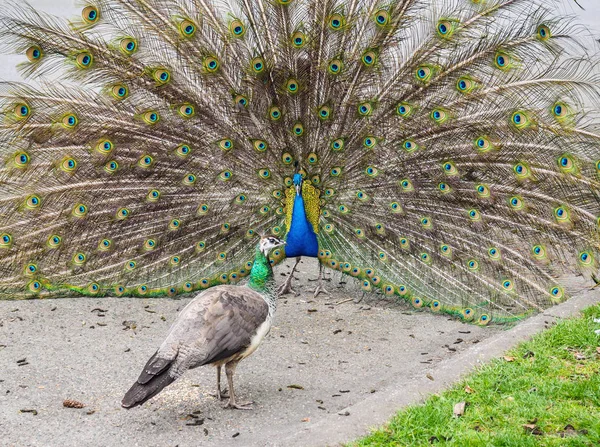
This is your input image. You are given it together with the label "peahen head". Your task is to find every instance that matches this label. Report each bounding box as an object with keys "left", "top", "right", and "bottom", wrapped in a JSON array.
[{"left": 258, "top": 236, "right": 286, "bottom": 255}]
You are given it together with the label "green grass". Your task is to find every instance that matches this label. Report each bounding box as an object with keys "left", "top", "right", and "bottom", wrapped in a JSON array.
[{"left": 351, "top": 305, "right": 600, "bottom": 447}]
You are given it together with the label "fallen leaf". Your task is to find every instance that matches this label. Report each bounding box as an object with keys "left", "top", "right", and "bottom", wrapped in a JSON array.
[
  {"left": 504, "top": 356, "right": 515, "bottom": 362},
  {"left": 287, "top": 384, "right": 304, "bottom": 390},
  {"left": 464, "top": 385, "right": 473, "bottom": 394},
  {"left": 426, "top": 373, "right": 434, "bottom": 381},
  {"left": 63, "top": 399, "right": 85, "bottom": 409},
  {"left": 301, "top": 417, "right": 310, "bottom": 422}
]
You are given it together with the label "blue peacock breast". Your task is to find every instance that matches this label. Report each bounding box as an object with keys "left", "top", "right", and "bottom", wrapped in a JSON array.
[{"left": 285, "top": 194, "right": 319, "bottom": 258}]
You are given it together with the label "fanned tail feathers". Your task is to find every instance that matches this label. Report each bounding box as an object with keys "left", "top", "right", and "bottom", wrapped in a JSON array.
[{"left": 0, "top": 0, "right": 599, "bottom": 324}]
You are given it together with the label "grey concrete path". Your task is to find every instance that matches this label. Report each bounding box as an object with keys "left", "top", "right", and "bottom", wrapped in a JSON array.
[{"left": 0, "top": 260, "right": 597, "bottom": 447}]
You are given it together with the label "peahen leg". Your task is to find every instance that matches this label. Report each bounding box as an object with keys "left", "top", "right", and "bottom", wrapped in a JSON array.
[
  {"left": 210, "top": 365, "right": 229, "bottom": 400},
  {"left": 223, "top": 361, "right": 253, "bottom": 410},
  {"left": 313, "top": 262, "right": 331, "bottom": 298},
  {"left": 278, "top": 256, "right": 301, "bottom": 296}
]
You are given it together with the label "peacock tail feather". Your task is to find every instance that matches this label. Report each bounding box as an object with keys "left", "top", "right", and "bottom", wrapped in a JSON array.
[{"left": 0, "top": 0, "right": 599, "bottom": 324}]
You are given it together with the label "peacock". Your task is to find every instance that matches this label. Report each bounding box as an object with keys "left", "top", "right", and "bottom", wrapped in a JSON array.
[{"left": 0, "top": 0, "right": 599, "bottom": 326}]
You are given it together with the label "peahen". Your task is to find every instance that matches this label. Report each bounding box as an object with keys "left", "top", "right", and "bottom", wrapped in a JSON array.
[
  {"left": 0, "top": 0, "right": 599, "bottom": 325},
  {"left": 122, "top": 235, "right": 285, "bottom": 410}
]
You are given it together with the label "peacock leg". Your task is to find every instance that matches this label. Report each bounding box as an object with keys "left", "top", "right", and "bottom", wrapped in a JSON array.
[
  {"left": 210, "top": 365, "right": 229, "bottom": 400},
  {"left": 223, "top": 360, "right": 253, "bottom": 410},
  {"left": 278, "top": 256, "right": 301, "bottom": 296},
  {"left": 313, "top": 262, "right": 331, "bottom": 298}
]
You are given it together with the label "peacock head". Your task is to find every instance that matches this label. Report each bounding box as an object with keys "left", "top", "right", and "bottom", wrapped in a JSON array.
[{"left": 259, "top": 236, "right": 286, "bottom": 255}]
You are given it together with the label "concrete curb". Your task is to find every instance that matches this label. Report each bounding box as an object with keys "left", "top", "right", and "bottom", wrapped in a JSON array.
[{"left": 275, "top": 287, "right": 600, "bottom": 447}]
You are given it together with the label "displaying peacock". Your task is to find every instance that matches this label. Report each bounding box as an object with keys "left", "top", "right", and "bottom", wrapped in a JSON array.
[{"left": 1, "top": 0, "right": 599, "bottom": 325}]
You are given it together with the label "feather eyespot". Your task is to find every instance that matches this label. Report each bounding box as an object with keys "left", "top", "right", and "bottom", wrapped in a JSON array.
[
  {"left": 230, "top": 19, "right": 246, "bottom": 37},
  {"left": 204, "top": 56, "right": 219, "bottom": 73},
  {"left": 26, "top": 45, "right": 43, "bottom": 61},
  {"left": 532, "top": 244, "right": 547, "bottom": 260},
  {"left": 281, "top": 152, "right": 293, "bottom": 164},
  {"left": 234, "top": 94, "right": 248, "bottom": 107},
  {"left": 119, "top": 38, "right": 138, "bottom": 55},
  {"left": 402, "top": 140, "right": 418, "bottom": 152},
  {"left": 147, "top": 189, "right": 161, "bottom": 202},
  {"left": 250, "top": 57, "right": 265, "bottom": 74},
  {"left": 179, "top": 19, "right": 197, "bottom": 38},
  {"left": 396, "top": 102, "right": 413, "bottom": 117},
  {"left": 358, "top": 102, "right": 373, "bottom": 117},
  {"left": 253, "top": 140, "right": 268, "bottom": 152},
  {"left": 329, "top": 13, "right": 345, "bottom": 30},
  {"left": 291, "top": 31, "right": 306, "bottom": 48},
  {"left": 116, "top": 207, "right": 130, "bottom": 220},
  {"left": 60, "top": 157, "right": 77, "bottom": 172},
  {"left": 328, "top": 59, "right": 343, "bottom": 75},
  {"left": 14, "top": 151, "right": 30, "bottom": 168},
  {"left": 196, "top": 241, "right": 206, "bottom": 252},
  {"left": 436, "top": 20, "right": 455, "bottom": 38},
  {"left": 176, "top": 144, "right": 191, "bottom": 157},
  {"left": 72, "top": 204, "right": 87, "bottom": 217},
  {"left": 178, "top": 104, "right": 195, "bottom": 118},
  {"left": 61, "top": 113, "right": 79, "bottom": 129},
  {"left": 362, "top": 50, "right": 377, "bottom": 67},
  {"left": 1, "top": 234, "right": 13, "bottom": 249},
  {"left": 219, "top": 170, "right": 233, "bottom": 181},
  {"left": 141, "top": 111, "right": 160, "bottom": 125},
  {"left": 143, "top": 239, "right": 157, "bottom": 251},
  {"left": 329, "top": 138, "right": 344, "bottom": 151},
  {"left": 25, "top": 194, "right": 42, "bottom": 210},
  {"left": 292, "top": 121, "right": 304, "bottom": 136},
  {"left": 317, "top": 105, "right": 332, "bottom": 120},
  {"left": 330, "top": 167, "right": 342, "bottom": 177},
  {"left": 258, "top": 168, "right": 271, "bottom": 179},
  {"left": 14, "top": 103, "right": 31, "bottom": 120},
  {"left": 415, "top": 65, "right": 433, "bottom": 82},
  {"left": 46, "top": 234, "right": 61, "bottom": 248},
  {"left": 363, "top": 136, "right": 377, "bottom": 148},
  {"left": 75, "top": 51, "right": 93, "bottom": 69},
  {"left": 111, "top": 84, "right": 129, "bottom": 100},
  {"left": 307, "top": 153, "right": 318, "bottom": 164},
  {"left": 219, "top": 138, "right": 233, "bottom": 151},
  {"left": 374, "top": 10, "right": 390, "bottom": 26},
  {"left": 537, "top": 24, "right": 551, "bottom": 41},
  {"left": 152, "top": 69, "right": 171, "bottom": 85},
  {"left": 365, "top": 166, "right": 379, "bottom": 177},
  {"left": 138, "top": 155, "right": 154, "bottom": 168},
  {"left": 269, "top": 106, "right": 282, "bottom": 120},
  {"left": 73, "top": 252, "right": 87, "bottom": 265},
  {"left": 82, "top": 6, "right": 100, "bottom": 24}
]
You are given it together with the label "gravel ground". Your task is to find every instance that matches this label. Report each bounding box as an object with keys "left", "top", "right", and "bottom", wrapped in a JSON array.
[{"left": 2, "top": 258, "right": 504, "bottom": 447}]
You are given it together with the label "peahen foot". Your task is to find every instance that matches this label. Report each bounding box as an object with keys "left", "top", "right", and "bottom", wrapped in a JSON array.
[
  {"left": 210, "top": 389, "right": 230, "bottom": 400},
  {"left": 223, "top": 400, "right": 254, "bottom": 410}
]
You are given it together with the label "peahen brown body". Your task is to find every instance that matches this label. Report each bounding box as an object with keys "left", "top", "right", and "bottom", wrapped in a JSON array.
[{"left": 0, "top": 0, "right": 599, "bottom": 324}]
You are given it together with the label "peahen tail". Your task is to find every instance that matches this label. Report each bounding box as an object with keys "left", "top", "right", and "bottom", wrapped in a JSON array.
[{"left": 0, "top": 0, "right": 599, "bottom": 324}]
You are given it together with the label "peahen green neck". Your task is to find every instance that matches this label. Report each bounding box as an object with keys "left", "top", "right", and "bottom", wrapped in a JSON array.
[{"left": 248, "top": 247, "right": 277, "bottom": 311}]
